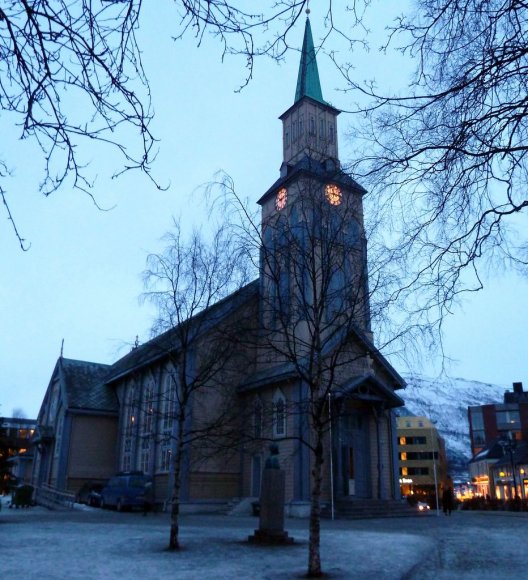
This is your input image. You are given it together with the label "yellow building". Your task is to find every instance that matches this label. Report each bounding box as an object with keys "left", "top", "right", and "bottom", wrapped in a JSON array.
[{"left": 397, "top": 416, "right": 450, "bottom": 505}]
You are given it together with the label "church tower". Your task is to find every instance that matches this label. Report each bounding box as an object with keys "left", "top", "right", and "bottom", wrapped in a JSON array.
[{"left": 258, "top": 17, "right": 372, "bottom": 336}]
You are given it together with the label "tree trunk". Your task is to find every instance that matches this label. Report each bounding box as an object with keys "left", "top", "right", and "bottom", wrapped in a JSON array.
[
  {"left": 307, "top": 434, "right": 324, "bottom": 577},
  {"left": 169, "top": 417, "right": 185, "bottom": 550}
]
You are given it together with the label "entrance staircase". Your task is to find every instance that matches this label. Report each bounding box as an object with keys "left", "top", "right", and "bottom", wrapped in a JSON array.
[{"left": 322, "top": 498, "right": 420, "bottom": 519}]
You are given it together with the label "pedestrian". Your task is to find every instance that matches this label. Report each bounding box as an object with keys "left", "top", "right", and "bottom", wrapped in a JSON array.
[
  {"left": 442, "top": 487, "right": 455, "bottom": 516},
  {"left": 142, "top": 481, "right": 154, "bottom": 516}
]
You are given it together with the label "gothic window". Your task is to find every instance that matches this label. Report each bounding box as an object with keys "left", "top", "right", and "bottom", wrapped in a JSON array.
[
  {"left": 122, "top": 453, "right": 131, "bottom": 472},
  {"left": 140, "top": 450, "right": 150, "bottom": 474},
  {"left": 310, "top": 116, "right": 316, "bottom": 135},
  {"left": 160, "top": 445, "right": 172, "bottom": 472},
  {"left": 319, "top": 118, "right": 325, "bottom": 139},
  {"left": 329, "top": 124, "right": 334, "bottom": 143},
  {"left": 163, "top": 374, "right": 178, "bottom": 432},
  {"left": 254, "top": 399, "right": 263, "bottom": 438},
  {"left": 143, "top": 386, "right": 154, "bottom": 434},
  {"left": 273, "top": 391, "right": 286, "bottom": 437}
]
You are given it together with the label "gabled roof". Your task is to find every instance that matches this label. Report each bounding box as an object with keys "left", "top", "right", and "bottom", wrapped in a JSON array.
[
  {"left": 105, "top": 280, "right": 259, "bottom": 385},
  {"left": 239, "top": 322, "right": 405, "bottom": 397},
  {"left": 295, "top": 18, "right": 325, "bottom": 106},
  {"left": 335, "top": 374, "right": 405, "bottom": 408},
  {"left": 258, "top": 155, "right": 366, "bottom": 206},
  {"left": 59, "top": 358, "right": 117, "bottom": 412}
]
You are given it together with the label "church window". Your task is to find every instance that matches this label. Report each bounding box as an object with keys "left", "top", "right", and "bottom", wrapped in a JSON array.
[
  {"left": 329, "top": 124, "right": 334, "bottom": 143},
  {"left": 292, "top": 121, "right": 297, "bottom": 142},
  {"left": 163, "top": 374, "right": 178, "bottom": 432},
  {"left": 273, "top": 391, "right": 286, "bottom": 437},
  {"left": 254, "top": 399, "right": 263, "bottom": 438},
  {"left": 143, "top": 386, "right": 154, "bottom": 434},
  {"left": 285, "top": 129, "right": 290, "bottom": 148},
  {"left": 122, "top": 453, "right": 131, "bottom": 472},
  {"left": 160, "top": 446, "right": 172, "bottom": 472},
  {"left": 299, "top": 116, "right": 304, "bottom": 136},
  {"left": 320, "top": 118, "right": 325, "bottom": 138},
  {"left": 140, "top": 450, "right": 150, "bottom": 473},
  {"left": 310, "top": 116, "right": 316, "bottom": 135}
]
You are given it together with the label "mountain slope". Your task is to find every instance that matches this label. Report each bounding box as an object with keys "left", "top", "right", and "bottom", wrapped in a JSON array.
[{"left": 399, "top": 375, "right": 507, "bottom": 478}]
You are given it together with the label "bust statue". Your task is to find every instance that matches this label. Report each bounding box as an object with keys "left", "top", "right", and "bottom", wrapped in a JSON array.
[{"left": 264, "top": 442, "right": 280, "bottom": 469}]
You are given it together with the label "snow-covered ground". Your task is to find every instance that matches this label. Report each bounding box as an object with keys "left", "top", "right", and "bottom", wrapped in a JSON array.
[
  {"left": 0, "top": 498, "right": 432, "bottom": 579},
  {"left": 3, "top": 497, "right": 528, "bottom": 579}
]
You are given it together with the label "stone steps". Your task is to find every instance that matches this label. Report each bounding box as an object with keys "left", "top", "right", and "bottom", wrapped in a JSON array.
[{"left": 322, "top": 498, "right": 420, "bottom": 519}]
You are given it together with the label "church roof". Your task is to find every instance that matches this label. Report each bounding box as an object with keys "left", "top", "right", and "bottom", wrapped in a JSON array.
[
  {"left": 295, "top": 18, "right": 325, "bottom": 106},
  {"left": 58, "top": 358, "right": 117, "bottom": 412},
  {"left": 105, "top": 280, "right": 259, "bottom": 384}
]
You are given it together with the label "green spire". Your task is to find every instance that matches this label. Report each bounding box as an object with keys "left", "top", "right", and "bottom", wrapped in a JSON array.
[{"left": 294, "top": 18, "right": 325, "bottom": 105}]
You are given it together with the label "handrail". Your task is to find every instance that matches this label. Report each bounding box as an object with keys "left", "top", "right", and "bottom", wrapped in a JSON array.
[{"left": 35, "top": 483, "right": 75, "bottom": 510}]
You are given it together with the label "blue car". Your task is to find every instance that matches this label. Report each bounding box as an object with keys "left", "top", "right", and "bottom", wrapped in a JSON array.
[{"left": 100, "top": 472, "right": 152, "bottom": 512}]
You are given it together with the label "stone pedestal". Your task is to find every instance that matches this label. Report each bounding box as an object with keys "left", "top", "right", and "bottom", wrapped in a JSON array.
[{"left": 248, "top": 469, "right": 294, "bottom": 545}]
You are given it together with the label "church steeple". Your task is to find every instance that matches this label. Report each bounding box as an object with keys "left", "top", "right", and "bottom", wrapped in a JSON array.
[
  {"left": 294, "top": 18, "right": 325, "bottom": 105},
  {"left": 279, "top": 18, "right": 340, "bottom": 168}
]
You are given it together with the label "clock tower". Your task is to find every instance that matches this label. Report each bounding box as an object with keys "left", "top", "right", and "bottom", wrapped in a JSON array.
[{"left": 258, "top": 17, "right": 372, "bottom": 336}]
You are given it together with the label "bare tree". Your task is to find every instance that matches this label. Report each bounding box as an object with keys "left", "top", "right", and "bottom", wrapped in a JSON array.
[
  {"left": 140, "top": 217, "right": 254, "bottom": 550},
  {"left": 340, "top": 0, "right": 528, "bottom": 353},
  {"left": 217, "top": 170, "right": 401, "bottom": 577},
  {"left": 1, "top": 1, "right": 332, "bottom": 249}
]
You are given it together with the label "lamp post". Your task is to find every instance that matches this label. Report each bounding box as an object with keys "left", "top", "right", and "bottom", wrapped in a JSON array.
[{"left": 430, "top": 423, "right": 440, "bottom": 516}]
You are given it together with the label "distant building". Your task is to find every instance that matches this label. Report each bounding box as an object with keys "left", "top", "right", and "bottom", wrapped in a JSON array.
[
  {"left": 0, "top": 416, "right": 36, "bottom": 491},
  {"left": 468, "top": 382, "right": 528, "bottom": 499},
  {"left": 397, "top": 416, "right": 450, "bottom": 502},
  {"left": 468, "top": 382, "right": 528, "bottom": 455}
]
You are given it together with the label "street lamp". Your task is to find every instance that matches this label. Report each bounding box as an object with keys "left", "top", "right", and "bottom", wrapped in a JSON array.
[{"left": 430, "top": 423, "right": 440, "bottom": 516}]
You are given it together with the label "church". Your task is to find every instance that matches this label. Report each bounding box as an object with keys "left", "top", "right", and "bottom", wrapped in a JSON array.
[{"left": 31, "top": 18, "right": 406, "bottom": 515}]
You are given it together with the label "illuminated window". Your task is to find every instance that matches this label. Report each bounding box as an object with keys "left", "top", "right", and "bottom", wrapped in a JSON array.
[
  {"left": 400, "top": 452, "right": 407, "bottom": 461},
  {"left": 401, "top": 467, "right": 408, "bottom": 476},
  {"left": 399, "top": 437, "right": 406, "bottom": 445}
]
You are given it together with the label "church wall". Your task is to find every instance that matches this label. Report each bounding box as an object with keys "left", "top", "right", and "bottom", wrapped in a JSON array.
[{"left": 67, "top": 414, "right": 118, "bottom": 493}]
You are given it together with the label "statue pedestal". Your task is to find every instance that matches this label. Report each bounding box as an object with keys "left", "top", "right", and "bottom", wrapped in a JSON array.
[{"left": 248, "top": 469, "right": 294, "bottom": 545}]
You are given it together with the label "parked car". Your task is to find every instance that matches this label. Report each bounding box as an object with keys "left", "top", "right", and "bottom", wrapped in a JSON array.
[
  {"left": 76, "top": 482, "right": 105, "bottom": 506},
  {"left": 100, "top": 472, "right": 152, "bottom": 512}
]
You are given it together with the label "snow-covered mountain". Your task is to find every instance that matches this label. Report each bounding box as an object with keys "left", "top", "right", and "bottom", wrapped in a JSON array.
[{"left": 398, "top": 375, "right": 507, "bottom": 478}]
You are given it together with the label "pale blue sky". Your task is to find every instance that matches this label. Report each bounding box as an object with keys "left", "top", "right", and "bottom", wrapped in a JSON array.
[{"left": 1, "top": 3, "right": 526, "bottom": 418}]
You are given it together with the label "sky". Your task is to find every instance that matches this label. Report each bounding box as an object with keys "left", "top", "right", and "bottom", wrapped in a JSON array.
[{"left": 1, "top": 3, "right": 526, "bottom": 419}]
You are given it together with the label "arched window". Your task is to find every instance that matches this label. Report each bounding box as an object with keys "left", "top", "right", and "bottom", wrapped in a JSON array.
[
  {"left": 273, "top": 390, "right": 286, "bottom": 437},
  {"left": 254, "top": 399, "right": 263, "bottom": 438}
]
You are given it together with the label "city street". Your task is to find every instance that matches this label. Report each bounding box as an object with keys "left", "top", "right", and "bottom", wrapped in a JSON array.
[{"left": 2, "top": 501, "right": 528, "bottom": 579}]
